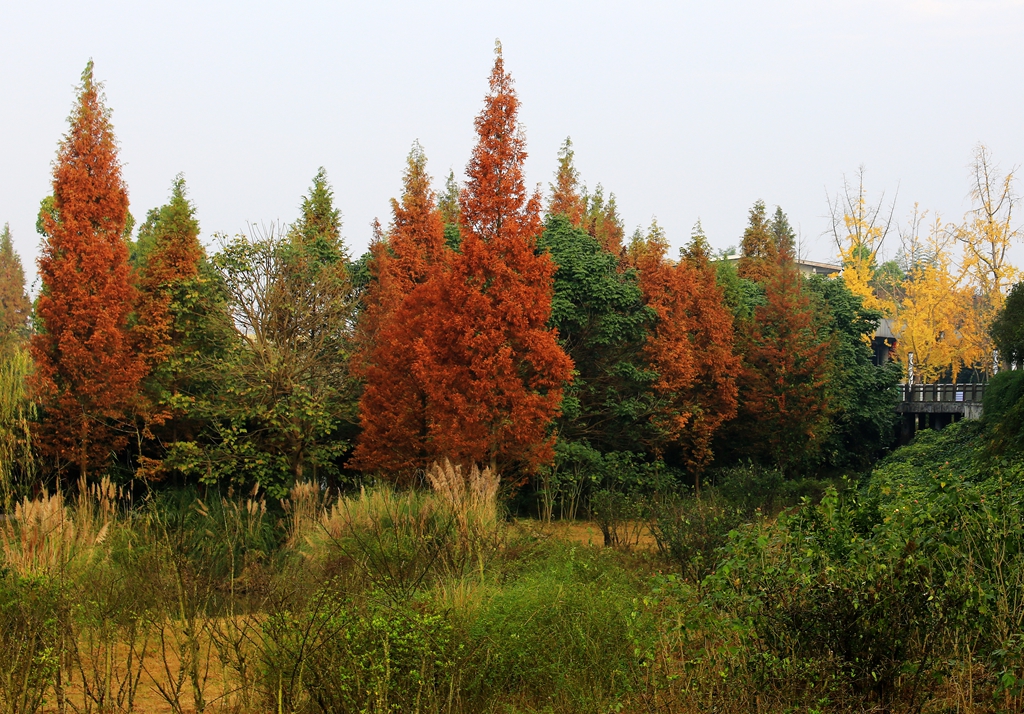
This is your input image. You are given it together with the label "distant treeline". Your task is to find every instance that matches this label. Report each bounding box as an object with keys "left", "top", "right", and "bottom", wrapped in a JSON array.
[{"left": 1, "top": 48, "right": 1020, "bottom": 501}]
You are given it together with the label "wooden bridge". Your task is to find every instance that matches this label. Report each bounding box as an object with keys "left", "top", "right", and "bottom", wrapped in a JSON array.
[{"left": 898, "top": 383, "right": 985, "bottom": 443}]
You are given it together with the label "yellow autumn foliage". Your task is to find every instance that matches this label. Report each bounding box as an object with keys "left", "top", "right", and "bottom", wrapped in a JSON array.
[
  {"left": 885, "top": 146, "right": 1020, "bottom": 382},
  {"left": 892, "top": 217, "right": 970, "bottom": 382},
  {"left": 830, "top": 170, "right": 897, "bottom": 318}
]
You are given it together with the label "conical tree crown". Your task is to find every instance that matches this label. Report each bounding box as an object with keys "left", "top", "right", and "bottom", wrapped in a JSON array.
[
  {"left": 389, "top": 142, "right": 447, "bottom": 282},
  {"left": 136, "top": 175, "right": 202, "bottom": 288},
  {"left": 548, "top": 137, "right": 586, "bottom": 226},
  {"left": 460, "top": 42, "right": 541, "bottom": 258},
  {"left": 438, "top": 169, "right": 460, "bottom": 226},
  {"left": 583, "top": 184, "right": 625, "bottom": 252},
  {"left": 134, "top": 175, "right": 204, "bottom": 369},
  {"left": 770, "top": 205, "right": 796, "bottom": 254},
  {"left": 32, "top": 61, "right": 146, "bottom": 479},
  {"left": 0, "top": 224, "right": 30, "bottom": 346},
  {"left": 684, "top": 219, "right": 713, "bottom": 266},
  {"left": 739, "top": 199, "right": 778, "bottom": 282},
  {"left": 292, "top": 167, "right": 346, "bottom": 262},
  {"left": 46, "top": 61, "right": 130, "bottom": 246}
]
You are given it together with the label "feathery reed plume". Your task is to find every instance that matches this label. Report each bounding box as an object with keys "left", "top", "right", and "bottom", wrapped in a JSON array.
[
  {"left": 282, "top": 480, "right": 323, "bottom": 547},
  {"left": 427, "top": 459, "right": 500, "bottom": 543},
  {"left": 0, "top": 477, "right": 122, "bottom": 575},
  {"left": 319, "top": 485, "right": 430, "bottom": 542}
]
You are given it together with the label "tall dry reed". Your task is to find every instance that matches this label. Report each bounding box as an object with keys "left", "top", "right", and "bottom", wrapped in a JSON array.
[
  {"left": 426, "top": 458, "right": 500, "bottom": 544},
  {"left": 0, "top": 476, "right": 121, "bottom": 576}
]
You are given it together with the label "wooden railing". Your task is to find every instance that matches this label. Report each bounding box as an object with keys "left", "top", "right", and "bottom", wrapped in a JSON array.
[{"left": 901, "top": 383, "right": 985, "bottom": 404}]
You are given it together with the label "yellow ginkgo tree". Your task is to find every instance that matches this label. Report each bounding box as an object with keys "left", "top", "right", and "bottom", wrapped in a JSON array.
[
  {"left": 952, "top": 144, "right": 1021, "bottom": 374},
  {"left": 887, "top": 146, "right": 1020, "bottom": 383},
  {"left": 828, "top": 167, "right": 897, "bottom": 317},
  {"left": 893, "top": 215, "right": 970, "bottom": 383}
]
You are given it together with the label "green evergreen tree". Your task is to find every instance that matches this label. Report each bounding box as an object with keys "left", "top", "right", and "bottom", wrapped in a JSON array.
[
  {"left": 0, "top": 224, "right": 30, "bottom": 348},
  {"left": 438, "top": 169, "right": 462, "bottom": 250},
  {"left": 738, "top": 200, "right": 777, "bottom": 283},
  {"left": 291, "top": 167, "right": 346, "bottom": 263},
  {"left": 769, "top": 205, "right": 796, "bottom": 254},
  {"left": 540, "top": 215, "right": 658, "bottom": 455},
  {"left": 807, "top": 275, "right": 901, "bottom": 469},
  {"left": 131, "top": 178, "right": 235, "bottom": 477},
  {"left": 992, "top": 281, "right": 1024, "bottom": 366}
]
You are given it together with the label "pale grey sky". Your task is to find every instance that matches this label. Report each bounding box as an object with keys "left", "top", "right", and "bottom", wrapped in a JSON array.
[{"left": 3, "top": 0, "right": 1024, "bottom": 283}]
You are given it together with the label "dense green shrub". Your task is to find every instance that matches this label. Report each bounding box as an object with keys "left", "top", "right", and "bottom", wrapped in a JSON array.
[
  {"left": 710, "top": 462, "right": 830, "bottom": 514},
  {"left": 982, "top": 369, "right": 1024, "bottom": 459},
  {"left": 648, "top": 492, "right": 743, "bottom": 584},
  {"left": 712, "top": 488, "right": 948, "bottom": 711},
  {"left": 262, "top": 593, "right": 459, "bottom": 714},
  {"left": 465, "top": 545, "right": 651, "bottom": 709},
  {"left": 0, "top": 575, "right": 61, "bottom": 714}
]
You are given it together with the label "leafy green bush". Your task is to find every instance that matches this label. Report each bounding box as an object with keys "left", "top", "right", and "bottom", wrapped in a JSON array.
[
  {"left": 869, "top": 439, "right": 1024, "bottom": 700},
  {"left": 262, "top": 592, "right": 459, "bottom": 714},
  {"left": 711, "top": 462, "right": 829, "bottom": 514},
  {"left": 712, "top": 488, "right": 948, "bottom": 711},
  {"left": 0, "top": 575, "right": 61, "bottom": 714},
  {"left": 587, "top": 451, "right": 675, "bottom": 547},
  {"left": 648, "top": 492, "right": 743, "bottom": 584},
  {"left": 465, "top": 544, "right": 650, "bottom": 709},
  {"left": 982, "top": 369, "right": 1024, "bottom": 459}
]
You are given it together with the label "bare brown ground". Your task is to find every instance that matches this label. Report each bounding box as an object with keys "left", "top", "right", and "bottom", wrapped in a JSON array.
[
  {"left": 514, "top": 518, "right": 660, "bottom": 550},
  {"left": 40, "top": 623, "right": 251, "bottom": 714}
]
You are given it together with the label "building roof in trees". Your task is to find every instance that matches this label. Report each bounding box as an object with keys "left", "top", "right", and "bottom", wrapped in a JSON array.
[{"left": 722, "top": 254, "right": 841, "bottom": 276}]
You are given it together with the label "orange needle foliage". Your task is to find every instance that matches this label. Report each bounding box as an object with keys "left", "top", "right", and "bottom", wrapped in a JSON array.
[
  {"left": 736, "top": 249, "right": 832, "bottom": 473},
  {"left": 351, "top": 144, "right": 449, "bottom": 477},
  {"left": 31, "top": 62, "right": 147, "bottom": 480},
  {"left": 413, "top": 43, "right": 573, "bottom": 475},
  {"left": 135, "top": 176, "right": 204, "bottom": 375},
  {"left": 632, "top": 224, "right": 739, "bottom": 492},
  {"left": 738, "top": 200, "right": 778, "bottom": 283},
  {"left": 548, "top": 137, "right": 586, "bottom": 227}
]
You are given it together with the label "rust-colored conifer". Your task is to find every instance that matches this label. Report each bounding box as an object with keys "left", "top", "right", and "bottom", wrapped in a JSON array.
[
  {"left": 415, "top": 43, "right": 573, "bottom": 474},
  {"left": 32, "top": 62, "right": 147, "bottom": 480},
  {"left": 675, "top": 226, "right": 740, "bottom": 486},
  {"left": 548, "top": 138, "right": 586, "bottom": 227},
  {"left": 633, "top": 222, "right": 739, "bottom": 494},
  {"left": 735, "top": 247, "right": 831, "bottom": 473},
  {"left": 350, "top": 144, "right": 449, "bottom": 477}
]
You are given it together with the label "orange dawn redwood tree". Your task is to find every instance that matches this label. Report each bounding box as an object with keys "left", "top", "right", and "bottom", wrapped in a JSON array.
[
  {"left": 134, "top": 176, "right": 203, "bottom": 375},
  {"left": 735, "top": 247, "right": 832, "bottom": 473},
  {"left": 413, "top": 43, "right": 573, "bottom": 475},
  {"left": 632, "top": 222, "right": 739, "bottom": 493},
  {"left": 32, "top": 61, "right": 147, "bottom": 480},
  {"left": 350, "top": 143, "right": 450, "bottom": 477},
  {"left": 675, "top": 227, "right": 740, "bottom": 485},
  {"left": 548, "top": 137, "right": 586, "bottom": 227}
]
